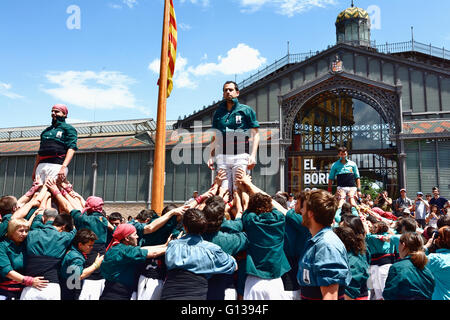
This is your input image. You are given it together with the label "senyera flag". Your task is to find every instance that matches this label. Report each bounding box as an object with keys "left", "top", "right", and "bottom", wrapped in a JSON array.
[{"left": 158, "top": 0, "right": 177, "bottom": 98}]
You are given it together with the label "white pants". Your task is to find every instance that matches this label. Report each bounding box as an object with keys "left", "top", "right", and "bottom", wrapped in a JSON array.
[
  {"left": 337, "top": 186, "right": 358, "bottom": 195},
  {"left": 368, "top": 264, "right": 392, "bottom": 300},
  {"left": 20, "top": 283, "right": 61, "bottom": 300},
  {"left": 78, "top": 279, "right": 105, "bottom": 300},
  {"left": 224, "top": 288, "right": 237, "bottom": 300},
  {"left": 244, "top": 275, "right": 285, "bottom": 300},
  {"left": 35, "top": 162, "right": 68, "bottom": 183},
  {"left": 136, "top": 276, "right": 164, "bottom": 300},
  {"left": 216, "top": 153, "right": 250, "bottom": 194}
]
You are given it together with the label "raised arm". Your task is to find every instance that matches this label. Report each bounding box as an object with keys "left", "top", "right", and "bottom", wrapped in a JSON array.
[
  {"left": 46, "top": 178, "right": 73, "bottom": 213},
  {"left": 143, "top": 205, "right": 188, "bottom": 235}
]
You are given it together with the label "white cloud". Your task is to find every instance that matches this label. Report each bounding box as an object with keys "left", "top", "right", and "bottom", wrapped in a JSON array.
[
  {"left": 188, "top": 43, "right": 267, "bottom": 76},
  {"left": 123, "top": 0, "right": 138, "bottom": 8},
  {"left": 0, "top": 82, "right": 23, "bottom": 99},
  {"left": 149, "top": 55, "right": 198, "bottom": 89},
  {"left": 239, "top": 0, "right": 337, "bottom": 17},
  {"left": 178, "top": 23, "right": 192, "bottom": 31},
  {"left": 108, "top": 3, "right": 123, "bottom": 9},
  {"left": 148, "top": 44, "right": 266, "bottom": 90},
  {"left": 43, "top": 71, "right": 149, "bottom": 115}
]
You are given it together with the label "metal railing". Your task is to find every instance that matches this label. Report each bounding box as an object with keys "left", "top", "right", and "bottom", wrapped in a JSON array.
[
  {"left": 237, "top": 40, "right": 449, "bottom": 91},
  {"left": 375, "top": 40, "right": 450, "bottom": 60}
]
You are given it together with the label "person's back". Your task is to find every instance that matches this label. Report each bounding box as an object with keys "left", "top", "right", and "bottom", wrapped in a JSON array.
[
  {"left": 383, "top": 232, "right": 435, "bottom": 300},
  {"left": 426, "top": 226, "right": 450, "bottom": 300}
]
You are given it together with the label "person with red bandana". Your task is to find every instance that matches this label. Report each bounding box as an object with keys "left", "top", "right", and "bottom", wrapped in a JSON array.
[{"left": 32, "top": 104, "right": 78, "bottom": 183}]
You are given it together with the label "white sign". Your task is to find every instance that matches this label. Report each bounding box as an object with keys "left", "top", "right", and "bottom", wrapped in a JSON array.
[{"left": 304, "top": 159, "right": 329, "bottom": 185}]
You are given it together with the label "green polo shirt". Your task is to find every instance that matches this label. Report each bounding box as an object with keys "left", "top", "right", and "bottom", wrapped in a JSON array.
[
  {"left": 70, "top": 210, "right": 108, "bottom": 244},
  {"left": 60, "top": 245, "right": 86, "bottom": 281},
  {"left": 100, "top": 243, "right": 148, "bottom": 289},
  {"left": 202, "top": 229, "right": 248, "bottom": 257},
  {"left": 212, "top": 98, "right": 259, "bottom": 154},
  {"left": 345, "top": 251, "right": 370, "bottom": 299},
  {"left": 39, "top": 119, "right": 78, "bottom": 157},
  {"left": 242, "top": 208, "right": 291, "bottom": 279},
  {"left": 383, "top": 256, "right": 435, "bottom": 300},
  {"left": 26, "top": 224, "right": 76, "bottom": 259},
  {"left": 0, "top": 239, "right": 25, "bottom": 281},
  {"left": 284, "top": 209, "right": 311, "bottom": 259}
]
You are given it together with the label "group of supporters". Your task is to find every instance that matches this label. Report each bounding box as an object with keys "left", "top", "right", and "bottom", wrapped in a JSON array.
[{"left": 0, "top": 166, "right": 449, "bottom": 301}]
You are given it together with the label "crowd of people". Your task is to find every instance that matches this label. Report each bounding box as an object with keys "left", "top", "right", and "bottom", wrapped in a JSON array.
[{"left": 0, "top": 166, "right": 449, "bottom": 301}]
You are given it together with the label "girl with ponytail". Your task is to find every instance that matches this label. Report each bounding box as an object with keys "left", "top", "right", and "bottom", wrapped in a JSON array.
[{"left": 383, "top": 232, "right": 435, "bottom": 300}]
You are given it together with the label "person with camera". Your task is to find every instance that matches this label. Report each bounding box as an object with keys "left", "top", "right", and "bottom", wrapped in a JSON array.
[
  {"left": 394, "top": 188, "right": 414, "bottom": 218},
  {"left": 374, "top": 191, "right": 392, "bottom": 213},
  {"left": 414, "top": 192, "right": 430, "bottom": 229}
]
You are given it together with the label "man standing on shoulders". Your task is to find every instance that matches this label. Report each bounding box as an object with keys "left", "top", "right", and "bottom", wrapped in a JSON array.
[
  {"left": 328, "top": 147, "right": 361, "bottom": 198},
  {"left": 208, "top": 81, "right": 260, "bottom": 195},
  {"left": 32, "top": 104, "right": 78, "bottom": 183}
]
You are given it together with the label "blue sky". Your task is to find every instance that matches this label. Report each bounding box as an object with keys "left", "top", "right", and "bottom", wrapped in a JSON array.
[{"left": 1, "top": 0, "right": 449, "bottom": 128}]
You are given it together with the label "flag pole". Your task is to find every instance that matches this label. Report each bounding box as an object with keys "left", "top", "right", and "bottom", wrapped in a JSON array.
[{"left": 151, "top": 0, "right": 170, "bottom": 214}]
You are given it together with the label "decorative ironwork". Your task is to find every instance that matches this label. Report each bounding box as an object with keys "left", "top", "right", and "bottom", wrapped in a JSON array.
[{"left": 281, "top": 74, "right": 399, "bottom": 143}]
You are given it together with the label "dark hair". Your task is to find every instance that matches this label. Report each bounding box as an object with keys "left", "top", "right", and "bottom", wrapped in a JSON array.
[
  {"left": 400, "top": 232, "right": 428, "bottom": 270},
  {"left": 183, "top": 208, "right": 207, "bottom": 235},
  {"left": 305, "top": 189, "right": 337, "bottom": 227},
  {"left": 372, "top": 221, "right": 389, "bottom": 234},
  {"left": 108, "top": 212, "right": 123, "bottom": 222},
  {"left": 435, "top": 226, "right": 450, "bottom": 249},
  {"left": 366, "top": 214, "right": 378, "bottom": 225},
  {"left": 400, "top": 217, "right": 417, "bottom": 233},
  {"left": 247, "top": 193, "right": 273, "bottom": 214},
  {"left": 0, "top": 196, "right": 17, "bottom": 216},
  {"left": 341, "top": 215, "right": 366, "bottom": 254},
  {"left": 223, "top": 81, "right": 239, "bottom": 92},
  {"left": 203, "top": 196, "right": 225, "bottom": 233},
  {"left": 73, "top": 228, "right": 98, "bottom": 247},
  {"left": 162, "top": 204, "right": 178, "bottom": 216},
  {"left": 272, "top": 194, "right": 288, "bottom": 209},
  {"left": 340, "top": 202, "right": 353, "bottom": 216},
  {"left": 136, "top": 209, "right": 157, "bottom": 222},
  {"left": 53, "top": 214, "right": 74, "bottom": 232},
  {"left": 295, "top": 191, "right": 309, "bottom": 207},
  {"left": 334, "top": 226, "right": 365, "bottom": 255},
  {"left": 437, "top": 215, "right": 450, "bottom": 229},
  {"left": 337, "top": 146, "right": 347, "bottom": 153}
]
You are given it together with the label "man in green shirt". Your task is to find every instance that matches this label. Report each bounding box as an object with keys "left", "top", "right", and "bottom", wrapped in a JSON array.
[
  {"left": 32, "top": 104, "right": 78, "bottom": 183},
  {"left": 208, "top": 81, "right": 260, "bottom": 195}
]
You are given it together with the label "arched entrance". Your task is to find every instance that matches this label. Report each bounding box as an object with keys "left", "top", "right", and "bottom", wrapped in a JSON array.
[{"left": 281, "top": 74, "right": 400, "bottom": 195}]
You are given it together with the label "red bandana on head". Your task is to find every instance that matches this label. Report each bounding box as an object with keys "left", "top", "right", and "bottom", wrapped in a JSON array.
[
  {"left": 105, "top": 223, "right": 136, "bottom": 252},
  {"left": 52, "top": 104, "right": 68, "bottom": 116},
  {"left": 82, "top": 196, "right": 104, "bottom": 215}
]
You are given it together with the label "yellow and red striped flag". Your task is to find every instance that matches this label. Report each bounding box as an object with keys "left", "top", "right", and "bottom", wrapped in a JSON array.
[{"left": 158, "top": 0, "right": 177, "bottom": 98}]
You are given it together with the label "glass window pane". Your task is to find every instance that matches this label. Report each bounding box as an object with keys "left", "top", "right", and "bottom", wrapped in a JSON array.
[
  {"left": 128, "top": 152, "right": 140, "bottom": 202},
  {"left": 138, "top": 152, "right": 149, "bottom": 202},
  {"left": 164, "top": 150, "right": 174, "bottom": 202},
  {"left": 257, "top": 87, "right": 268, "bottom": 122},
  {"left": 411, "top": 70, "right": 425, "bottom": 113},
  {"left": 355, "top": 56, "right": 367, "bottom": 77},
  {"left": 104, "top": 153, "right": 118, "bottom": 201},
  {"left": 398, "top": 67, "right": 411, "bottom": 111},
  {"left": 95, "top": 153, "right": 107, "bottom": 199},
  {"left": 420, "top": 141, "right": 437, "bottom": 194},
  {"left": 14, "top": 157, "right": 26, "bottom": 197},
  {"left": 116, "top": 153, "right": 129, "bottom": 201},
  {"left": 369, "top": 59, "right": 381, "bottom": 82},
  {"left": 382, "top": 63, "right": 394, "bottom": 85},
  {"left": 426, "top": 74, "right": 440, "bottom": 113},
  {"left": 269, "top": 82, "right": 279, "bottom": 121}
]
